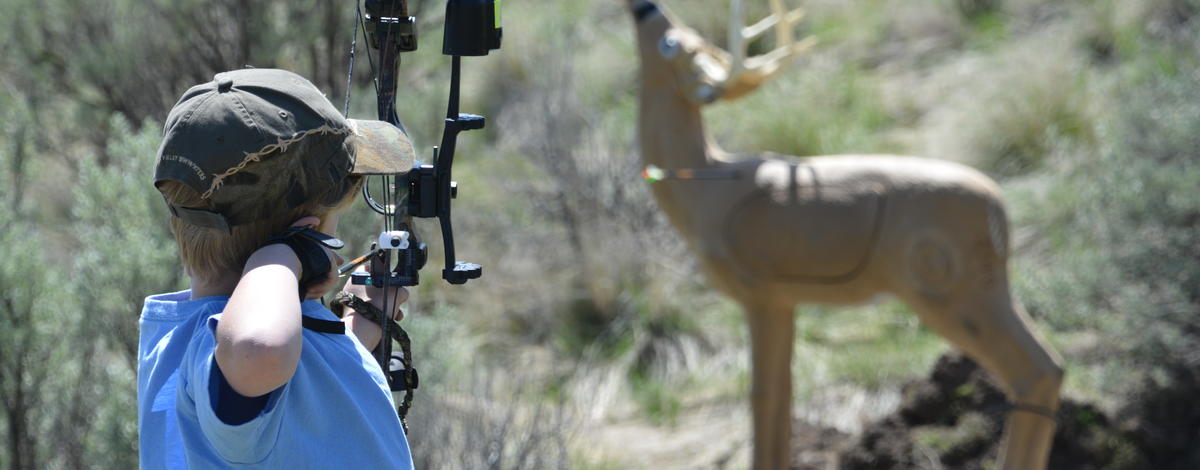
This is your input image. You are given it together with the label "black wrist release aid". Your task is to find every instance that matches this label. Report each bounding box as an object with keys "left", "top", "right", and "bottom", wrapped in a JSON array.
[{"left": 263, "top": 226, "right": 345, "bottom": 299}]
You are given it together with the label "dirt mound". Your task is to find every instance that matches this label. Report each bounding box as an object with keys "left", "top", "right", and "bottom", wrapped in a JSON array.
[
  {"left": 790, "top": 421, "right": 851, "bottom": 470},
  {"left": 1121, "top": 364, "right": 1200, "bottom": 470},
  {"left": 790, "top": 352, "right": 1194, "bottom": 469},
  {"left": 836, "top": 353, "right": 1144, "bottom": 469}
]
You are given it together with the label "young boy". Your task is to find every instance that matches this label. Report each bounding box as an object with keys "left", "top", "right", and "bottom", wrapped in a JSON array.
[{"left": 138, "top": 68, "right": 416, "bottom": 469}]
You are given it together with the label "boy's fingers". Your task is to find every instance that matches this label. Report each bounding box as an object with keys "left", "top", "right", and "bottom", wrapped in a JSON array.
[
  {"left": 336, "top": 257, "right": 409, "bottom": 317},
  {"left": 301, "top": 246, "right": 341, "bottom": 300},
  {"left": 391, "top": 286, "right": 410, "bottom": 305},
  {"left": 303, "top": 274, "right": 337, "bottom": 299},
  {"left": 362, "top": 258, "right": 408, "bottom": 302},
  {"left": 369, "top": 256, "right": 387, "bottom": 274},
  {"left": 381, "top": 288, "right": 408, "bottom": 322}
]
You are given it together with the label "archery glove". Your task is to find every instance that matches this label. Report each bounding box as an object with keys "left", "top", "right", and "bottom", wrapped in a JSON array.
[{"left": 263, "top": 225, "right": 345, "bottom": 300}]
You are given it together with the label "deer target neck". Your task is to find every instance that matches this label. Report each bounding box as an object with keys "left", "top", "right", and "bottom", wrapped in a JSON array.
[
  {"left": 632, "top": 1, "right": 721, "bottom": 170},
  {"left": 636, "top": 83, "right": 721, "bottom": 170}
]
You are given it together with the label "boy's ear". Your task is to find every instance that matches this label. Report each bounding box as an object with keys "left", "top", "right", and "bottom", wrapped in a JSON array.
[{"left": 290, "top": 216, "right": 322, "bottom": 229}]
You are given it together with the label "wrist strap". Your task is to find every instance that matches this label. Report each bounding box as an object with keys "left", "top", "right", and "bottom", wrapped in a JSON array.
[
  {"left": 333, "top": 291, "right": 418, "bottom": 430},
  {"left": 263, "top": 226, "right": 344, "bottom": 299}
]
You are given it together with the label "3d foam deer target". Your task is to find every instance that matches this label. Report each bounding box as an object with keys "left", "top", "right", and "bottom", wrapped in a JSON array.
[{"left": 626, "top": 1, "right": 1065, "bottom": 468}]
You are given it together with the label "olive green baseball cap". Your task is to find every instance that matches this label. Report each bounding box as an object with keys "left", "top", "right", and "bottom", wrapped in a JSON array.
[{"left": 154, "top": 68, "right": 415, "bottom": 232}]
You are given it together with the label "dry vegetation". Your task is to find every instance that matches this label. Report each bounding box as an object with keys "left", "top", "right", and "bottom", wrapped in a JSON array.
[{"left": 0, "top": 0, "right": 1197, "bottom": 468}]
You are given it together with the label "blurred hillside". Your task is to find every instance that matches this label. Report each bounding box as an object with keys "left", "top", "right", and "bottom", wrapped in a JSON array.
[{"left": 0, "top": 0, "right": 1197, "bottom": 468}]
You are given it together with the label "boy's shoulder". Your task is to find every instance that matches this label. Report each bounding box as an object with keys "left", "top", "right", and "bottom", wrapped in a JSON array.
[
  {"left": 138, "top": 293, "right": 411, "bottom": 468},
  {"left": 138, "top": 291, "right": 229, "bottom": 372},
  {"left": 140, "top": 290, "right": 226, "bottom": 322},
  {"left": 137, "top": 291, "right": 229, "bottom": 470},
  {"left": 138, "top": 291, "right": 228, "bottom": 373},
  {"left": 138, "top": 292, "right": 394, "bottom": 416}
]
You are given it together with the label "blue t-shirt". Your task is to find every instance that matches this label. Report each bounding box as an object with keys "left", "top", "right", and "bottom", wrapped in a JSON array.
[{"left": 137, "top": 291, "right": 413, "bottom": 469}]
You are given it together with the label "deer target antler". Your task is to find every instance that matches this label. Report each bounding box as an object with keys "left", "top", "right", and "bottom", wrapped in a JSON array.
[
  {"left": 657, "top": 0, "right": 814, "bottom": 104},
  {"left": 721, "top": 0, "right": 814, "bottom": 99}
]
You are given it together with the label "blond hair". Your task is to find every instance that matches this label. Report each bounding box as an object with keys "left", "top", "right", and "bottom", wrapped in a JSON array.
[{"left": 159, "top": 145, "right": 365, "bottom": 281}]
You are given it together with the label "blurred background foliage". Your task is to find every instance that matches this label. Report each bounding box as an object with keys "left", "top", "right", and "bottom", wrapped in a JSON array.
[{"left": 0, "top": 0, "right": 1197, "bottom": 468}]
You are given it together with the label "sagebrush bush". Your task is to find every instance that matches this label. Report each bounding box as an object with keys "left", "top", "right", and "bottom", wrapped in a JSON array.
[
  {"left": 1010, "top": 35, "right": 1200, "bottom": 402},
  {"left": 404, "top": 316, "right": 579, "bottom": 470},
  {"left": 921, "top": 35, "right": 1096, "bottom": 176},
  {"left": 712, "top": 56, "right": 896, "bottom": 157}
]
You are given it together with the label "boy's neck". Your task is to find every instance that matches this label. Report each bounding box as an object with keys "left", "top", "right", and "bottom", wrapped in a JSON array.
[{"left": 190, "top": 274, "right": 240, "bottom": 300}]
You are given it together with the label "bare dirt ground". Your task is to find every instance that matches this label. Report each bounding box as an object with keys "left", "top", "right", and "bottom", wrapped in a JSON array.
[
  {"left": 587, "top": 404, "right": 754, "bottom": 469},
  {"left": 586, "top": 352, "right": 1196, "bottom": 469},
  {"left": 585, "top": 387, "right": 897, "bottom": 469},
  {"left": 585, "top": 400, "right": 869, "bottom": 470}
]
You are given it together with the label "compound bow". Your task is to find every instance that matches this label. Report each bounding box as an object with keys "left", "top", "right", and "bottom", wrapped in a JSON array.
[{"left": 336, "top": 0, "right": 502, "bottom": 431}]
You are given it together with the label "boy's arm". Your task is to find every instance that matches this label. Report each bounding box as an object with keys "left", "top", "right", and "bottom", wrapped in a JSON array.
[{"left": 215, "top": 244, "right": 305, "bottom": 398}]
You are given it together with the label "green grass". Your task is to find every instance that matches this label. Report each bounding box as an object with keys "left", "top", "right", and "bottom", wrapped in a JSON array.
[
  {"left": 963, "top": 10, "right": 1007, "bottom": 49},
  {"left": 794, "top": 302, "right": 948, "bottom": 393},
  {"left": 616, "top": 299, "right": 949, "bottom": 426},
  {"left": 629, "top": 371, "right": 685, "bottom": 426},
  {"left": 913, "top": 412, "right": 992, "bottom": 456}
]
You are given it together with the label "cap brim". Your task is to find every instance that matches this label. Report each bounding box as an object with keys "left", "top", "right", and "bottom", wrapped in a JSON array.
[{"left": 348, "top": 119, "right": 416, "bottom": 175}]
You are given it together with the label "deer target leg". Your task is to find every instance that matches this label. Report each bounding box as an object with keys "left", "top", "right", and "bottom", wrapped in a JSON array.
[
  {"left": 901, "top": 283, "right": 1063, "bottom": 470},
  {"left": 744, "top": 303, "right": 796, "bottom": 470},
  {"left": 986, "top": 300, "right": 1063, "bottom": 470}
]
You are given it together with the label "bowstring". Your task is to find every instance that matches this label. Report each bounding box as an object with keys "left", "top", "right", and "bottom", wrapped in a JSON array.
[
  {"left": 378, "top": 0, "right": 399, "bottom": 423},
  {"left": 343, "top": 2, "right": 360, "bottom": 116},
  {"left": 346, "top": 0, "right": 403, "bottom": 422}
]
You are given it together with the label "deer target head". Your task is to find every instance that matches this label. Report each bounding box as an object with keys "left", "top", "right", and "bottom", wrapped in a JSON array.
[{"left": 628, "top": 0, "right": 815, "bottom": 105}]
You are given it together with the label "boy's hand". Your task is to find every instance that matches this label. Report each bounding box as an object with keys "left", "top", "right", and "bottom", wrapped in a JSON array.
[
  {"left": 285, "top": 216, "right": 345, "bottom": 300},
  {"left": 340, "top": 256, "right": 408, "bottom": 351},
  {"left": 301, "top": 246, "right": 343, "bottom": 300}
]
